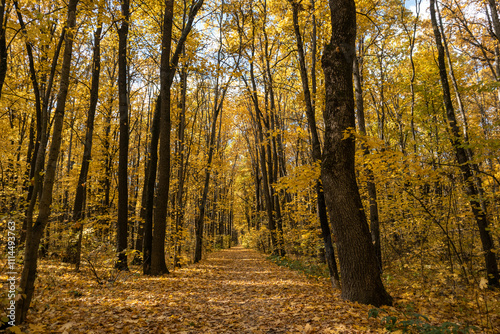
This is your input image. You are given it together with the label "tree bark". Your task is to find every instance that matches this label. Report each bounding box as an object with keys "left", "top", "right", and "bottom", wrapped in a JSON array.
[
  {"left": 290, "top": 0, "right": 340, "bottom": 289},
  {"left": 16, "top": 0, "right": 79, "bottom": 323},
  {"left": 173, "top": 62, "right": 188, "bottom": 268},
  {"left": 141, "top": 97, "right": 160, "bottom": 274},
  {"left": 321, "top": 0, "right": 392, "bottom": 306},
  {"left": 116, "top": 0, "right": 130, "bottom": 271},
  {"left": 151, "top": 0, "right": 174, "bottom": 274}
]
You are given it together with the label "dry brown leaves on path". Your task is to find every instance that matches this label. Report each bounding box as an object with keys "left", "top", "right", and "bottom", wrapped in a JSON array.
[{"left": 19, "top": 246, "right": 386, "bottom": 333}]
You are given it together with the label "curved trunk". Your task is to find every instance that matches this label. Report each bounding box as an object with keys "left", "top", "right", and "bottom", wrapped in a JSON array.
[
  {"left": 16, "top": 0, "right": 79, "bottom": 322},
  {"left": 321, "top": 0, "right": 392, "bottom": 306},
  {"left": 290, "top": 0, "right": 340, "bottom": 288}
]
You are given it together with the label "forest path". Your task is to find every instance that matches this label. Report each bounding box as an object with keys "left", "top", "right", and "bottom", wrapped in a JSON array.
[{"left": 25, "top": 247, "right": 383, "bottom": 333}]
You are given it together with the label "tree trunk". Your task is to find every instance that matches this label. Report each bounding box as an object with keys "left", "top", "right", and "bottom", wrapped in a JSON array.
[
  {"left": 247, "top": 47, "right": 278, "bottom": 253},
  {"left": 72, "top": 19, "right": 102, "bottom": 271},
  {"left": 15, "top": 0, "right": 56, "bottom": 244},
  {"left": 430, "top": 0, "right": 499, "bottom": 287},
  {"left": 116, "top": 0, "right": 130, "bottom": 271},
  {"left": 151, "top": 0, "right": 175, "bottom": 275},
  {"left": 152, "top": 0, "right": 204, "bottom": 273},
  {"left": 263, "top": 19, "right": 285, "bottom": 256},
  {"left": 141, "top": 97, "right": 160, "bottom": 274},
  {"left": 194, "top": 73, "right": 223, "bottom": 263},
  {"left": 16, "top": 0, "right": 79, "bottom": 323},
  {"left": 290, "top": 0, "right": 340, "bottom": 288},
  {"left": 321, "top": 0, "right": 392, "bottom": 306},
  {"left": 173, "top": 63, "right": 188, "bottom": 268}
]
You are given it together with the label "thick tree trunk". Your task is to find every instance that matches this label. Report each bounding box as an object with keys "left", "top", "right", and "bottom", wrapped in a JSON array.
[
  {"left": 16, "top": 0, "right": 79, "bottom": 323},
  {"left": 151, "top": 0, "right": 175, "bottom": 275},
  {"left": 291, "top": 0, "right": 340, "bottom": 288},
  {"left": 116, "top": 0, "right": 130, "bottom": 271},
  {"left": 321, "top": 0, "right": 392, "bottom": 306},
  {"left": 430, "top": 0, "right": 499, "bottom": 287}
]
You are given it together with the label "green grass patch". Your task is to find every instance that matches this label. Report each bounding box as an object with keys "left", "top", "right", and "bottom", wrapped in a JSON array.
[{"left": 267, "top": 255, "right": 329, "bottom": 280}]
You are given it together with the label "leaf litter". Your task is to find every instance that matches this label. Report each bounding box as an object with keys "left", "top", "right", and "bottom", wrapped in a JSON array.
[{"left": 12, "top": 247, "right": 498, "bottom": 333}]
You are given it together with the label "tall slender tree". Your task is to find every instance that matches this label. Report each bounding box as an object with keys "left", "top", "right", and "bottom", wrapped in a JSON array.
[
  {"left": 16, "top": 0, "right": 79, "bottom": 323},
  {"left": 430, "top": 0, "right": 499, "bottom": 287},
  {"left": 289, "top": 0, "right": 340, "bottom": 288},
  {"left": 116, "top": 0, "right": 130, "bottom": 271},
  {"left": 72, "top": 8, "right": 103, "bottom": 271},
  {"left": 151, "top": 0, "right": 204, "bottom": 274}
]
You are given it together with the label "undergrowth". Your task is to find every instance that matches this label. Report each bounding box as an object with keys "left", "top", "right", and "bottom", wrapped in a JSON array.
[
  {"left": 368, "top": 304, "right": 479, "bottom": 333},
  {"left": 267, "top": 254, "right": 329, "bottom": 280}
]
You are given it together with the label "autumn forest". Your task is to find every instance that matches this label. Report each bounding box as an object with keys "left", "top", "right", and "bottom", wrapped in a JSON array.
[{"left": 0, "top": 0, "right": 500, "bottom": 332}]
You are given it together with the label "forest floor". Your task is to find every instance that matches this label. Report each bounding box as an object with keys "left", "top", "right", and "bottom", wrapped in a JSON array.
[{"left": 8, "top": 247, "right": 499, "bottom": 333}]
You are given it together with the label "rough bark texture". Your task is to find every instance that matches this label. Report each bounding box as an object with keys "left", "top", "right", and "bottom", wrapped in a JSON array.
[
  {"left": 430, "top": 0, "right": 499, "bottom": 287},
  {"left": 116, "top": 0, "right": 130, "bottom": 271},
  {"left": 290, "top": 0, "right": 340, "bottom": 289},
  {"left": 321, "top": 0, "right": 392, "bottom": 306},
  {"left": 16, "top": 0, "right": 79, "bottom": 323}
]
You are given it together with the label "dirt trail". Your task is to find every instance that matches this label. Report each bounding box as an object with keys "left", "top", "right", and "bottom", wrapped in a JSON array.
[{"left": 24, "top": 247, "right": 383, "bottom": 333}]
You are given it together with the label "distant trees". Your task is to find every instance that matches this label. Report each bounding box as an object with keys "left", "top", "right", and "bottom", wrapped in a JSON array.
[{"left": 16, "top": 0, "right": 79, "bottom": 322}]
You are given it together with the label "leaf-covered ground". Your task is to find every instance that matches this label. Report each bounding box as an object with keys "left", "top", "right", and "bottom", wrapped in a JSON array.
[{"left": 11, "top": 247, "right": 499, "bottom": 333}]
